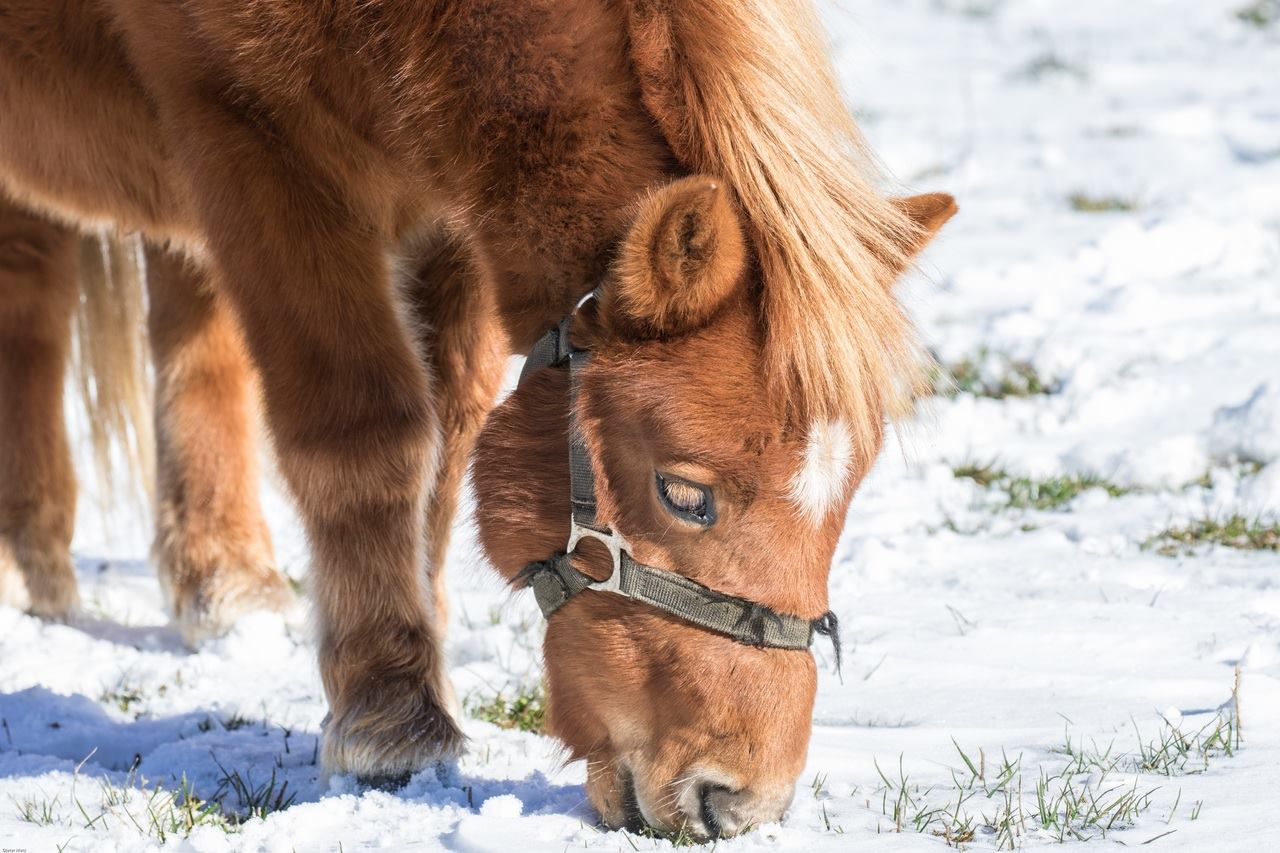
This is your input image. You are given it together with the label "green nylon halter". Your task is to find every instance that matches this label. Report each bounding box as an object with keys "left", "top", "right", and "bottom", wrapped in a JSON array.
[{"left": 515, "top": 293, "right": 842, "bottom": 668}]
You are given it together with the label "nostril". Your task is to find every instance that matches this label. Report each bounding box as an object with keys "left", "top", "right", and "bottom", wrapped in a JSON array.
[{"left": 698, "top": 784, "right": 732, "bottom": 839}]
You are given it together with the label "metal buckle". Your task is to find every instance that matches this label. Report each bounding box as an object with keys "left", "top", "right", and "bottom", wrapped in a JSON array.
[
  {"left": 555, "top": 314, "right": 573, "bottom": 364},
  {"left": 565, "top": 520, "right": 628, "bottom": 594}
]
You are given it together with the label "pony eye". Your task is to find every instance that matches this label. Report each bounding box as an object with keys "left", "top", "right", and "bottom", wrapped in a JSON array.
[{"left": 656, "top": 473, "right": 716, "bottom": 526}]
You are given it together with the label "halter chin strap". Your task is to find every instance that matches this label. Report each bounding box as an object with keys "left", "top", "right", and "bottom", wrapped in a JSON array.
[{"left": 516, "top": 292, "right": 842, "bottom": 671}]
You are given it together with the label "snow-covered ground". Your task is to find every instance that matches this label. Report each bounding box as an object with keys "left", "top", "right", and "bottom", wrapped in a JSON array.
[{"left": 3, "top": 1, "right": 1279, "bottom": 850}]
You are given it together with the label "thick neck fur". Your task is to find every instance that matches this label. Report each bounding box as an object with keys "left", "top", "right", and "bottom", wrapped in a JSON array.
[
  {"left": 99, "top": 0, "right": 679, "bottom": 349},
  {"left": 417, "top": 0, "right": 681, "bottom": 347}
]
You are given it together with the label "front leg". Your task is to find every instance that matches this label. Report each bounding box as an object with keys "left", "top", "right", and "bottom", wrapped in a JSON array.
[
  {"left": 407, "top": 239, "right": 508, "bottom": 629},
  {"left": 177, "top": 133, "right": 460, "bottom": 779}
]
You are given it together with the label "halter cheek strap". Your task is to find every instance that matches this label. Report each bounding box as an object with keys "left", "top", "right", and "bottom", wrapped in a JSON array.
[{"left": 516, "top": 293, "right": 842, "bottom": 671}]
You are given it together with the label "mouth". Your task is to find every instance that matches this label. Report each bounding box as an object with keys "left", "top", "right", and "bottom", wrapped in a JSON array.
[{"left": 619, "top": 766, "right": 647, "bottom": 834}]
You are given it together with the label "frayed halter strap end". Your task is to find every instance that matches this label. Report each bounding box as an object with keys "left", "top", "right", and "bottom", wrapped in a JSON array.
[
  {"left": 516, "top": 554, "right": 590, "bottom": 618},
  {"left": 812, "top": 610, "right": 843, "bottom": 680}
]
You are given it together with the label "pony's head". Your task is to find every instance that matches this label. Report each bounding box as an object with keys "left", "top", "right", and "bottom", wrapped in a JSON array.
[{"left": 474, "top": 176, "right": 953, "bottom": 839}]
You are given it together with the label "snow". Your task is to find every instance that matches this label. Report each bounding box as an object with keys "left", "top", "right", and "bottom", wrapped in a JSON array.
[
  {"left": 1211, "top": 384, "right": 1280, "bottom": 464},
  {"left": 3, "top": 0, "right": 1279, "bottom": 850}
]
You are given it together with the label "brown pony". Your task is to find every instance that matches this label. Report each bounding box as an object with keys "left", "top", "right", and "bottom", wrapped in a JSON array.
[{"left": 0, "top": 0, "right": 953, "bottom": 839}]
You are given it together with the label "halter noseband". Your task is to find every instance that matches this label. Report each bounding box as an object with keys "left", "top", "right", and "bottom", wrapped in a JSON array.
[{"left": 515, "top": 292, "right": 842, "bottom": 670}]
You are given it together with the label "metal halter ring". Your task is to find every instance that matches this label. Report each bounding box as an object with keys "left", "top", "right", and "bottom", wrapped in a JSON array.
[{"left": 565, "top": 521, "right": 630, "bottom": 595}]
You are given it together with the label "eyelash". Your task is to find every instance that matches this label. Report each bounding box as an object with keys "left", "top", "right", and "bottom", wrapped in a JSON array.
[{"left": 655, "top": 473, "right": 716, "bottom": 526}]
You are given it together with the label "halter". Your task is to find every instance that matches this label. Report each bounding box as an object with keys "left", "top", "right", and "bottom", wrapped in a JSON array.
[{"left": 515, "top": 292, "right": 842, "bottom": 670}]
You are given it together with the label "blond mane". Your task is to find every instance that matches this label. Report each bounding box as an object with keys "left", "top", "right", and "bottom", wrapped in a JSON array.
[{"left": 623, "top": 0, "right": 926, "bottom": 460}]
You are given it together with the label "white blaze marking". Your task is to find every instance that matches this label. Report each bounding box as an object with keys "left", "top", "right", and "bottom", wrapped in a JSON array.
[{"left": 789, "top": 420, "right": 854, "bottom": 524}]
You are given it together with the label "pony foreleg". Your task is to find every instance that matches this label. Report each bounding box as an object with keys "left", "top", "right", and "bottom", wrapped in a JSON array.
[
  {"left": 408, "top": 241, "right": 508, "bottom": 631},
  {"left": 145, "top": 246, "right": 295, "bottom": 647},
  {"left": 0, "top": 196, "right": 79, "bottom": 617},
  {"left": 215, "top": 239, "right": 458, "bottom": 780},
  {"left": 171, "top": 127, "right": 460, "bottom": 780}
]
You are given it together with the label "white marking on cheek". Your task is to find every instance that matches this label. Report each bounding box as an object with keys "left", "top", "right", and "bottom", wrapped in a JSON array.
[{"left": 788, "top": 420, "right": 854, "bottom": 524}]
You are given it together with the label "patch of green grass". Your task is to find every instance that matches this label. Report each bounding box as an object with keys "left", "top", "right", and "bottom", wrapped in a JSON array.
[
  {"left": 130, "top": 775, "right": 235, "bottom": 843},
  {"left": 953, "top": 462, "right": 1007, "bottom": 489},
  {"left": 99, "top": 675, "right": 146, "bottom": 716},
  {"left": 1239, "top": 458, "right": 1267, "bottom": 476},
  {"left": 1068, "top": 193, "right": 1137, "bottom": 213},
  {"left": 1129, "top": 714, "right": 1240, "bottom": 776},
  {"left": 1184, "top": 460, "right": 1266, "bottom": 491},
  {"left": 468, "top": 684, "right": 546, "bottom": 733},
  {"left": 12, "top": 790, "right": 60, "bottom": 825},
  {"left": 196, "top": 713, "right": 259, "bottom": 734},
  {"left": 872, "top": 752, "right": 987, "bottom": 843},
  {"left": 1032, "top": 767, "right": 1154, "bottom": 844},
  {"left": 1236, "top": 0, "right": 1280, "bottom": 27},
  {"left": 16, "top": 767, "right": 237, "bottom": 841},
  {"left": 634, "top": 823, "right": 707, "bottom": 847},
  {"left": 1146, "top": 514, "right": 1280, "bottom": 556},
  {"left": 864, "top": 702, "right": 1240, "bottom": 849},
  {"left": 221, "top": 713, "right": 255, "bottom": 731},
  {"left": 954, "top": 463, "right": 1132, "bottom": 511},
  {"left": 1185, "top": 470, "right": 1215, "bottom": 490},
  {"left": 9, "top": 750, "right": 309, "bottom": 842},
  {"left": 15, "top": 753, "right": 309, "bottom": 842},
  {"left": 935, "top": 350, "right": 1057, "bottom": 399},
  {"left": 212, "top": 759, "right": 297, "bottom": 823}
]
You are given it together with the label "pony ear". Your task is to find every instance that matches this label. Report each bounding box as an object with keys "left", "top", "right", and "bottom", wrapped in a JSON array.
[
  {"left": 882, "top": 192, "right": 957, "bottom": 281},
  {"left": 607, "top": 176, "right": 747, "bottom": 338}
]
